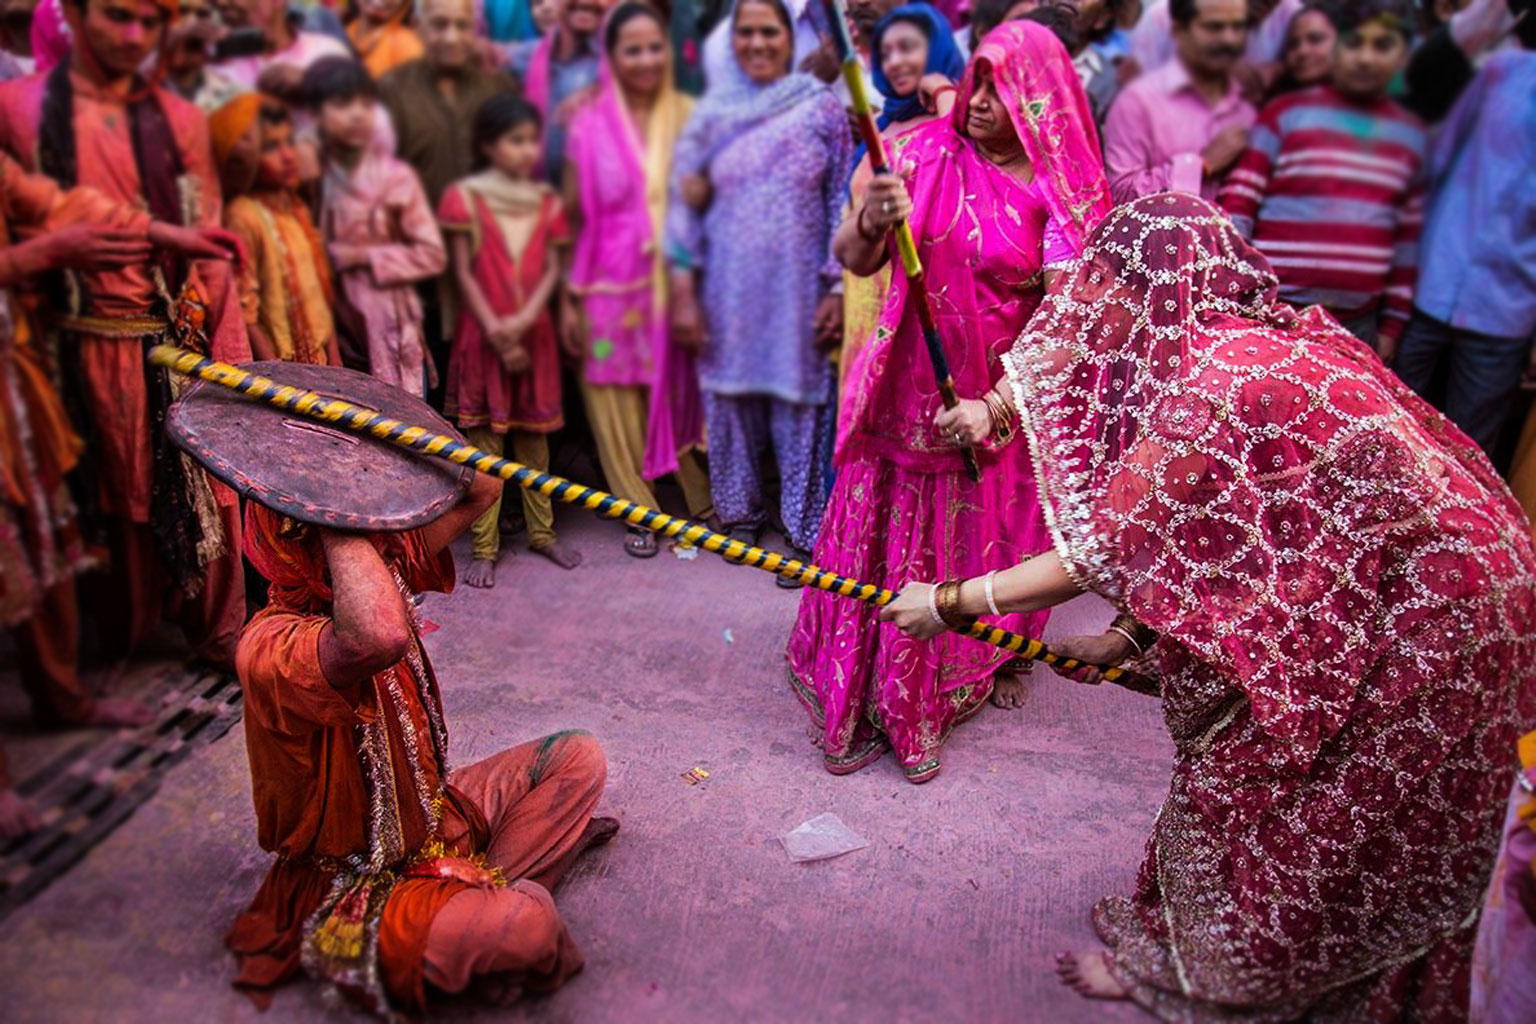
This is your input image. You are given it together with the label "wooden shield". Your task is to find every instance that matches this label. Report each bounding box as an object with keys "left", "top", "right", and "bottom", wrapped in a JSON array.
[{"left": 166, "top": 361, "right": 473, "bottom": 531}]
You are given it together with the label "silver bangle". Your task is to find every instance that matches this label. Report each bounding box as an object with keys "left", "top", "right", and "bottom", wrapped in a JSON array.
[
  {"left": 983, "top": 570, "right": 1001, "bottom": 617},
  {"left": 1106, "top": 623, "right": 1144, "bottom": 658},
  {"left": 925, "top": 583, "right": 945, "bottom": 627}
]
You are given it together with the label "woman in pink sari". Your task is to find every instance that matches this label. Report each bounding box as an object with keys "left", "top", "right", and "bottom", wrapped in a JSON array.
[
  {"left": 883, "top": 194, "right": 1536, "bottom": 1020},
  {"left": 786, "top": 21, "right": 1110, "bottom": 783},
  {"left": 563, "top": 1, "right": 711, "bottom": 559}
]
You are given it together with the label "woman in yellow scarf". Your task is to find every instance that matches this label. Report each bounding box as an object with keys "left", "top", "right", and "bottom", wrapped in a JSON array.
[{"left": 562, "top": 1, "right": 712, "bottom": 558}]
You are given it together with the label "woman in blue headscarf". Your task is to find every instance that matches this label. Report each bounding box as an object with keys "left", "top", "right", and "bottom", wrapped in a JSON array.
[{"left": 839, "top": 1, "right": 965, "bottom": 399}]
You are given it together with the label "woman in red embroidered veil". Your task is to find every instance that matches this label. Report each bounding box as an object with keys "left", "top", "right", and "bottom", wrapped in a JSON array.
[{"left": 882, "top": 194, "right": 1536, "bottom": 1020}]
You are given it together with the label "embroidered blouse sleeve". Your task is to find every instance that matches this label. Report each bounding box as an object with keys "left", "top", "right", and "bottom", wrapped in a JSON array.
[{"left": 1042, "top": 207, "right": 1079, "bottom": 269}]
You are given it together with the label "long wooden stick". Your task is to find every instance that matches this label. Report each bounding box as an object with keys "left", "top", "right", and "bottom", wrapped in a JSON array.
[
  {"left": 823, "top": 0, "right": 982, "bottom": 484},
  {"left": 149, "top": 346, "right": 1142, "bottom": 689}
]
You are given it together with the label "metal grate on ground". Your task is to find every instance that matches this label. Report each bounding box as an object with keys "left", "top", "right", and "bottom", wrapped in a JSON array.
[{"left": 0, "top": 668, "right": 244, "bottom": 922}]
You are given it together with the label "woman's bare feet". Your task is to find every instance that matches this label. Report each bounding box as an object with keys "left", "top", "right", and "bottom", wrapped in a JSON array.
[
  {"left": 0, "top": 787, "right": 41, "bottom": 840},
  {"left": 991, "top": 671, "right": 1028, "bottom": 709},
  {"left": 84, "top": 696, "right": 154, "bottom": 728},
  {"left": 805, "top": 720, "right": 824, "bottom": 749},
  {"left": 532, "top": 540, "right": 582, "bottom": 570},
  {"left": 1055, "top": 949, "right": 1129, "bottom": 1000},
  {"left": 463, "top": 557, "right": 497, "bottom": 589}
]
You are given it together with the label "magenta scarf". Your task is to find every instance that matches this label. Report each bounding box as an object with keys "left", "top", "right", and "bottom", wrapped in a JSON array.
[
  {"left": 837, "top": 20, "right": 1110, "bottom": 468},
  {"left": 566, "top": 16, "right": 703, "bottom": 478},
  {"left": 957, "top": 20, "right": 1110, "bottom": 253}
]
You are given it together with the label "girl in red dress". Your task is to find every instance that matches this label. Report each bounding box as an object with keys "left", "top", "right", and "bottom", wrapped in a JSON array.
[{"left": 439, "top": 93, "right": 581, "bottom": 587}]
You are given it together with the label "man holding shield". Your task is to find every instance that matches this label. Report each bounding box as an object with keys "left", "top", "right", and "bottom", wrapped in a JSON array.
[{"left": 166, "top": 364, "right": 617, "bottom": 1017}]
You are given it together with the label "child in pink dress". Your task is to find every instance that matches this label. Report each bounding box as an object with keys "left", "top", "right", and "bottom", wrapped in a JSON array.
[{"left": 303, "top": 57, "right": 446, "bottom": 397}]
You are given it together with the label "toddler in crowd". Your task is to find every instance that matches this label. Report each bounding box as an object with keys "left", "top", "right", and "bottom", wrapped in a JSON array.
[{"left": 215, "top": 94, "right": 340, "bottom": 367}]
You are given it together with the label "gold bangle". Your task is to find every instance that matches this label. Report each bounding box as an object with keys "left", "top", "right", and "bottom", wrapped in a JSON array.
[
  {"left": 936, "top": 578, "right": 976, "bottom": 631},
  {"left": 1110, "top": 611, "right": 1157, "bottom": 653},
  {"left": 984, "top": 390, "right": 1015, "bottom": 442}
]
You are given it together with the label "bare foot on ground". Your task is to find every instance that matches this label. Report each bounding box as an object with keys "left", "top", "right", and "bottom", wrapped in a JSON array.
[
  {"left": 991, "top": 671, "right": 1028, "bottom": 709},
  {"left": 463, "top": 557, "right": 497, "bottom": 589},
  {"left": 84, "top": 696, "right": 154, "bottom": 728},
  {"left": 805, "top": 720, "right": 824, "bottom": 748},
  {"left": 1055, "top": 949, "right": 1129, "bottom": 1000},
  {"left": 83, "top": 658, "right": 130, "bottom": 695},
  {"left": 533, "top": 541, "right": 582, "bottom": 570},
  {"left": 0, "top": 787, "right": 42, "bottom": 839}
]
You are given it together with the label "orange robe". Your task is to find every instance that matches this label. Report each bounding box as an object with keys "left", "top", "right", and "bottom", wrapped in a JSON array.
[
  {"left": 0, "top": 66, "right": 250, "bottom": 666},
  {"left": 0, "top": 66, "right": 250, "bottom": 521},
  {"left": 349, "top": 10, "right": 424, "bottom": 80},
  {"left": 228, "top": 512, "right": 600, "bottom": 1017},
  {"left": 0, "top": 150, "right": 145, "bottom": 624},
  {"left": 0, "top": 151, "right": 152, "bottom": 786}
]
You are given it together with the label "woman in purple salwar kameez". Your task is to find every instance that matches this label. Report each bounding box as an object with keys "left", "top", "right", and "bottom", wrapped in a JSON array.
[
  {"left": 664, "top": 0, "right": 850, "bottom": 567},
  {"left": 786, "top": 22, "right": 1110, "bottom": 782}
]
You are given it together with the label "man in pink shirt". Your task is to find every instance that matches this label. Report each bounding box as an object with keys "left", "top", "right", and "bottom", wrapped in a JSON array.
[
  {"left": 1130, "top": 0, "right": 1304, "bottom": 74},
  {"left": 1102, "top": 0, "right": 1257, "bottom": 202}
]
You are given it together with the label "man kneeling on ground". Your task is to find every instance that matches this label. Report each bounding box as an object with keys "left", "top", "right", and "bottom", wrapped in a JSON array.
[{"left": 169, "top": 364, "right": 616, "bottom": 1017}]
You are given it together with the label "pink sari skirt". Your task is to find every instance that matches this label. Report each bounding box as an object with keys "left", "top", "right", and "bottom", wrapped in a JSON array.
[{"left": 786, "top": 441, "right": 1052, "bottom": 782}]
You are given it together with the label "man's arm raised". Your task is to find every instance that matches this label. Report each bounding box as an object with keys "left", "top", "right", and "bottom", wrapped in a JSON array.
[{"left": 317, "top": 531, "right": 416, "bottom": 687}]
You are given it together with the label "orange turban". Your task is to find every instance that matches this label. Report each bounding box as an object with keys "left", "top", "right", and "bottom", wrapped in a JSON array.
[{"left": 208, "top": 92, "right": 263, "bottom": 169}]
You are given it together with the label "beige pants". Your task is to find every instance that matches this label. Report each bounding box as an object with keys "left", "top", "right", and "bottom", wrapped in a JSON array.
[
  {"left": 465, "top": 428, "right": 556, "bottom": 560},
  {"left": 580, "top": 382, "right": 712, "bottom": 520}
]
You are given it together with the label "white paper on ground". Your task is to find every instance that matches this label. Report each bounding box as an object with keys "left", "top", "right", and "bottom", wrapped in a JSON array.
[{"left": 781, "top": 812, "right": 869, "bottom": 862}]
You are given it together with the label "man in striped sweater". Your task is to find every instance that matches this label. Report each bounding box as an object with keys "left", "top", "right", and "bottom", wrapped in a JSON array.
[{"left": 1218, "top": 0, "right": 1425, "bottom": 360}]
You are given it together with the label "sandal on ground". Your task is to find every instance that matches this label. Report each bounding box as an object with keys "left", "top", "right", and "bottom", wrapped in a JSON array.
[
  {"left": 775, "top": 548, "right": 812, "bottom": 589},
  {"left": 724, "top": 525, "right": 759, "bottom": 563},
  {"left": 624, "top": 527, "right": 658, "bottom": 559}
]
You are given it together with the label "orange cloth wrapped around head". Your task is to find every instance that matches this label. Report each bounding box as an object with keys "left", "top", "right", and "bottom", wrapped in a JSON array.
[{"left": 209, "top": 92, "right": 264, "bottom": 170}]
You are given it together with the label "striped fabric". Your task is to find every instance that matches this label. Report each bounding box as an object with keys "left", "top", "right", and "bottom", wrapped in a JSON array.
[{"left": 1219, "top": 86, "right": 1426, "bottom": 341}]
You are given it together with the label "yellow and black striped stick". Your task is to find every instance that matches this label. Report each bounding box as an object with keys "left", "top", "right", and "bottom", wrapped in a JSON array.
[{"left": 148, "top": 346, "right": 1137, "bottom": 689}]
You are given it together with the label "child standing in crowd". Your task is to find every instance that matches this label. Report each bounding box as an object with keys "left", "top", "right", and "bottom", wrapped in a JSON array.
[
  {"left": 440, "top": 94, "right": 581, "bottom": 586},
  {"left": 1218, "top": 0, "right": 1424, "bottom": 357},
  {"left": 304, "top": 56, "right": 447, "bottom": 396},
  {"left": 215, "top": 95, "right": 340, "bottom": 366}
]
